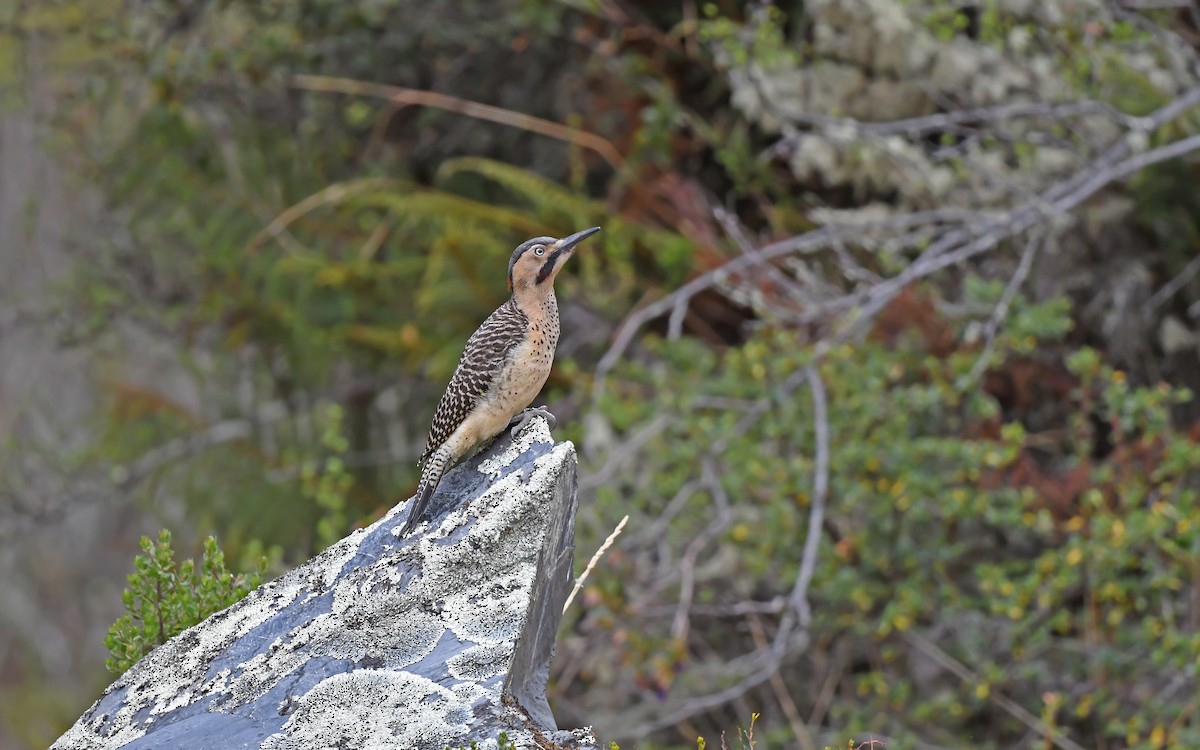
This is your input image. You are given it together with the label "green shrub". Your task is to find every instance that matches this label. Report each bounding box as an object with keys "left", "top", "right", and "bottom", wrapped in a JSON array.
[
  {"left": 104, "top": 531, "right": 266, "bottom": 674},
  {"left": 576, "top": 285, "right": 1199, "bottom": 748}
]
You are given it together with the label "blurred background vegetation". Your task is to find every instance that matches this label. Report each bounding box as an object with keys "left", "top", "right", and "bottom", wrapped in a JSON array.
[{"left": 2, "top": 0, "right": 1200, "bottom": 748}]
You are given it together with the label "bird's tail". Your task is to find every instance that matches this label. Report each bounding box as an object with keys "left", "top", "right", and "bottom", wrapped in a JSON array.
[{"left": 399, "top": 448, "right": 450, "bottom": 537}]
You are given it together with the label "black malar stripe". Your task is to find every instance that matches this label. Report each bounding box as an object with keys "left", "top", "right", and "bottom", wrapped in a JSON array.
[{"left": 536, "top": 248, "right": 564, "bottom": 283}]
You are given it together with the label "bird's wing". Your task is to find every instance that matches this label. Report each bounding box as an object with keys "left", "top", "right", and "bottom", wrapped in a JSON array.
[{"left": 420, "top": 299, "right": 529, "bottom": 465}]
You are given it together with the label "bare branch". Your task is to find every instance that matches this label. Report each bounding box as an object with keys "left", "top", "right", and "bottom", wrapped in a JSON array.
[
  {"left": 111, "top": 420, "right": 252, "bottom": 490},
  {"left": 592, "top": 209, "right": 978, "bottom": 400},
  {"left": 764, "top": 97, "right": 1133, "bottom": 140},
  {"left": 670, "top": 459, "right": 733, "bottom": 642},
  {"left": 788, "top": 366, "right": 830, "bottom": 629},
  {"left": 579, "top": 415, "right": 671, "bottom": 492},
  {"left": 964, "top": 228, "right": 1047, "bottom": 384},
  {"left": 1144, "top": 252, "right": 1200, "bottom": 316},
  {"left": 624, "top": 651, "right": 797, "bottom": 737},
  {"left": 593, "top": 85, "right": 1200, "bottom": 406}
]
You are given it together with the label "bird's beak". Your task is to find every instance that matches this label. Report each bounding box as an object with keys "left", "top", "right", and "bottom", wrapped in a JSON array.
[{"left": 555, "top": 226, "right": 601, "bottom": 252}]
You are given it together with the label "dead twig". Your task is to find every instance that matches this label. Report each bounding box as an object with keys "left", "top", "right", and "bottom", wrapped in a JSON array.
[
  {"left": 563, "top": 514, "right": 628, "bottom": 614},
  {"left": 248, "top": 177, "right": 401, "bottom": 251},
  {"left": 292, "top": 74, "right": 625, "bottom": 170}
]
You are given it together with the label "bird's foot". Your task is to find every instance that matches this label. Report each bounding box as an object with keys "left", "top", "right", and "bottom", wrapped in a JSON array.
[{"left": 508, "top": 405, "right": 557, "bottom": 433}]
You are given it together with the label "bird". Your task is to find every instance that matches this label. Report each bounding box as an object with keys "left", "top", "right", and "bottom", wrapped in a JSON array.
[{"left": 398, "top": 226, "right": 601, "bottom": 537}]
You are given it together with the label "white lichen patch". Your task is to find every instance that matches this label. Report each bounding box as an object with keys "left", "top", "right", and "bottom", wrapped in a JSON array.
[
  {"left": 220, "top": 637, "right": 311, "bottom": 708},
  {"left": 320, "top": 525, "right": 370, "bottom": 589},
  {"left": 320, "top": 596, "right": 445, "bottom": 665},
  {"left": 477, "top": 417, "right": 551, "bottom": 479},
  {"left": 447, "top": 642, "right": 513, "bottom": 682},
  {"left": 451, "top": 681, "right": 492, "bottom": 706},
  {"left": 220, "top": 584, "right": 446, "bottom": 708},
  {"left": 52, "top": 573, "right": 310, "bottom": 750},
  {"left": 260, "top": 670, "right": 472, "bottom": 750},
  {"left": 441, "top": 567, "right": 535, "bottom": 645},
  {"left": 52, "top": 707, "right": 138, "bottom": 750}
]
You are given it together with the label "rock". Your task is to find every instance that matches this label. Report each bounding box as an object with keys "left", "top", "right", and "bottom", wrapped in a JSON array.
[{"left": 52, "top": 416, "right": 595, "bottom": 750}]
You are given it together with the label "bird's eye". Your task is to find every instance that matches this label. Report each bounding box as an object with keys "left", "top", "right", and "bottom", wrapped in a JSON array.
[{"left": 533, "top": 245, "right": 546, "bottom": 256}]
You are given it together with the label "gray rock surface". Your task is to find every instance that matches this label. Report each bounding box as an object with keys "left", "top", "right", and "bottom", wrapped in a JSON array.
[{"left": 52, "top": 416, "right": 595, "bottom": 750}]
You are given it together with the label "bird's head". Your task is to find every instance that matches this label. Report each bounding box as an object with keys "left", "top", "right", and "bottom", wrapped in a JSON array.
[{"left": 507, "top": 227, "right": 601, "bottom": 293}]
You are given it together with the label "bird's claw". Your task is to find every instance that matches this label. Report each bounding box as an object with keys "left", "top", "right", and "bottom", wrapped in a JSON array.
[{"left": 508, "top": 405, "right": 557, "bottom": 433}]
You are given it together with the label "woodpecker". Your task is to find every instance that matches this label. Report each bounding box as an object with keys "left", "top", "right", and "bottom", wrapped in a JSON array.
[{"left": 399, "top": 227, "right": 601, "bottom": 536}]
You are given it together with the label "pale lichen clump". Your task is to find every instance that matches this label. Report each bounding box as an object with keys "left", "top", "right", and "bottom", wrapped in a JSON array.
[
  {"left": 724, "top": 0, "right": 1190, "bottom": 211},
  {"left": 260, "top": 671, "right": 472, "bottom": 750}
]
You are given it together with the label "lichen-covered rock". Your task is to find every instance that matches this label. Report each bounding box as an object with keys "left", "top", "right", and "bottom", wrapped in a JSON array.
[{"left": 52, "top": 416, "right": 594, "bottom": 750}]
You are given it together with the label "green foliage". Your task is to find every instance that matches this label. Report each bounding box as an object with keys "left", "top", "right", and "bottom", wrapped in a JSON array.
[
  {"left": 922, "top": 4, "right": 973, "bottom": 43},
  {"left": 447, "top": 732, "right": 518, "bottom": 750},
  {"left": 698, "top": 4, "right": 796, "bottom": 69},
  {"left": 104, "top": 531, "right": 266, "bottom": 674},
  {"left": 584, "top": 283, "right": 1200, "bottom": 748},
  {"left": 301, "top": 404, "right": 355, "bottom": 551},
  {"left": 1133, "top": 158, "right": 1200, "bottom": 276}
]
